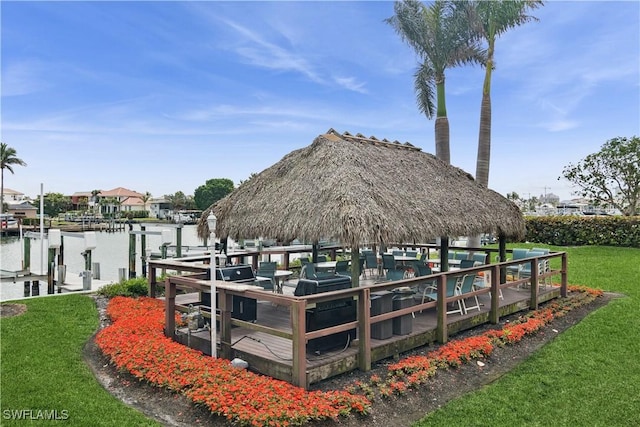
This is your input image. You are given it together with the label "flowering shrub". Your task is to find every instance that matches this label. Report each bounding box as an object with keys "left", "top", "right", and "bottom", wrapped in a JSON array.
[
  {"left": 377, "top": 285, "right": 601, "bottom": 396},
  {"left": 96, "top": 297, "right": 370, "bottom": 426},
  {"left": 96, "top": 285, "right": 601, "bottom": 422}
]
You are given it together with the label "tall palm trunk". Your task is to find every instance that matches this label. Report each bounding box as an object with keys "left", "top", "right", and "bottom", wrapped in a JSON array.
[
  {"left": 435, "top": 117, "right": 451, "bottom": 164},
  {"left": 435, "top": 77, "right": 451, "bottom": 164},
  {"left": 475, "top": 93, "right": 491, "bottom": 187},
  {"left": 475, "top": 45, "right": 494, "bottom": 188},
  {"left": 469, "top": 41, "right": 494, "bottom": 249}
]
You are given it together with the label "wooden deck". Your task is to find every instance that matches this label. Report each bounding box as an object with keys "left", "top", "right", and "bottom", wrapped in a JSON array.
[
  {"left": 169, "top": 281, "right": 561, "bottom": 387},
  {"left": 153, "top": 249, "right": 568, "bottom": 389}
]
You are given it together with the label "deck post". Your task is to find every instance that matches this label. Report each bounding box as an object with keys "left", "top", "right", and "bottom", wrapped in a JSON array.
[
  {"left": 439, "top": 237, "right": 449, "bottom": 272},
  {"left": 164, "top": 278, "right": 176, "bottom": 337},
  {"left": 176, "top": 225, "right": 182, "bottom": 258},
  {"left": 529, "top": 258, "right": 539, "bottom": 310},
  {"left": 58, "top": 236, "right": 64, "bottom": 268},
  {"left": 149, "top": 264, "right": 157, "bottom": 297},
  {"left": 128, "top": 232, "right": 136, "bottom": 279},
  {"left": 219, "top": 290, "right": 232, "bottom": 360},
  {"left": 357, "top": 287, "right": 371, "bottom": 372},
  {"left": 47, "top": 247, "right": 56, "bottom": 294},
  {"left": 436, "top": 274, "right": 448, "bottom": 343},
  {"left": 23, "top": 237, "right": 31, "bottom": 271},
  {"left": 351, "top": 246, "right": 360, "bottom": 288},
  {"left": 498, "top": 235, "right": 507, "bottom": 283},
  {"left": 291, "top": 299, "right": 307, "bottom": 389},
  {"left": 490, "top": 264, "right": 500, "bottom": 324},
  {"left": 141, "top": 225, "right": 147, "bottom": 278},
  {"left": 311, "top": 242, "right": 319, "bottom": 263},
  {"left": 561, "top": 252, "right": 568, "bottom": 297}
]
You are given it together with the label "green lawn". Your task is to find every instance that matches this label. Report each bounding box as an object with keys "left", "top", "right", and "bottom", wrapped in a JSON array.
[
  {"left": 0, "top": 294, "right": 159, "bottom": 426},
  {"left": 415, "top": 245, "right": 640, "bottom": 426},
  {"left": 1, "top": 246, "right": 638, "bottom": 426}
]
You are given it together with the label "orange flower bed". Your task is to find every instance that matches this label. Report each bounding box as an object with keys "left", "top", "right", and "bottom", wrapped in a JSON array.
[
  {"left": 96, "top": 297, "right": 370, "bottom": 426},
  {"left": 370, "top": 285, "right": 602, "bottom": 395}
]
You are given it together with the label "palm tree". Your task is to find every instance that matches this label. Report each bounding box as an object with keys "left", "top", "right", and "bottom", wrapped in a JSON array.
[
  {"left": 0, "top": 143, "right": 27, "bottom": 223},
  {"left": 386, "top": 0, "right": 484, "bottom": 164},
  {"left": 141, "top": 191, "right": 152, "bottom": 217},
  {"left": 90, "top": 189, "right": 101, "bottom": 216},
  {"left": 456, "top": 0, "right": 543, "bottom": 186}
]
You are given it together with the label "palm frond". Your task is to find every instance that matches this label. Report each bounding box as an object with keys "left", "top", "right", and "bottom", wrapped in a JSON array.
[{"left": 414, "top": 64, "right": 436, "bottom": 119}]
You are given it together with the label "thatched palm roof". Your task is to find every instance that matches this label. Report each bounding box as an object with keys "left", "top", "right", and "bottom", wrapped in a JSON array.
[{"left": 198, "top": 129, "right": 525, "bottom": 246}]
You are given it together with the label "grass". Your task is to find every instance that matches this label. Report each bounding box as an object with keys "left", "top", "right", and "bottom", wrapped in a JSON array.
[
  {"left": 1, "top": 245, "right": 637, "bottom": 426},
  {"left": 0, "top": 294, "right": 159, "bottom": 426},
  {"left": 415, "top": 245, "right": 640, "bottom": 426}
]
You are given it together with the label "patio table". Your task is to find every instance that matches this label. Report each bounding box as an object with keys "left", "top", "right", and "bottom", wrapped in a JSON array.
[
  {"left": 315, "top": 261, "right": 337, "bottom": 272},
  {"left": 257, "top": 270, "right": 293, "bottom": 294}
]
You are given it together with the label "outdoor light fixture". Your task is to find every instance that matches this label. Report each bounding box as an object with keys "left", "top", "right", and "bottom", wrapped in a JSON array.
[{"left": 207, "top": 211, "right": 217, "bottom": 358}]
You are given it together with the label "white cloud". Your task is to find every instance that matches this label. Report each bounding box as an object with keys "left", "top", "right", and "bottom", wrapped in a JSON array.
[
  {"left": 1, "top": 61, "right": 49, "bottom": 96},
  {"left": 332, "top": 76, "right": 368, "bottom": 94}
]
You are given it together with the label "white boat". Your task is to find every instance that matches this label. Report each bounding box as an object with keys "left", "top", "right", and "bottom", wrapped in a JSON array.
[{"left": 0, "top": 214, "right": 18, "bottom": 227}]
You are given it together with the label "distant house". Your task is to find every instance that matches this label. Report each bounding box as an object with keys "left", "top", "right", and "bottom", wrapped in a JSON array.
[
  {"left": 149, "top": 198, "right": 172, "bottom": 219},
  {"left": 6, "top": 200, "right": 37, "bottom": 219},
  {"left": 71, "top": 191, "right": 92, "bottom": 211},
  {"left": 3, "top": 188, "right": 26, "bottom": 202},
  {"left": 97, "top": 187, "right": 146, "bottom": 216}
]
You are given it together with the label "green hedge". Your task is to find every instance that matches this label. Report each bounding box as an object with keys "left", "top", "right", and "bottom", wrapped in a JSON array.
[{"left": 524, "top": 216, "right": 640, "bottom": 247}]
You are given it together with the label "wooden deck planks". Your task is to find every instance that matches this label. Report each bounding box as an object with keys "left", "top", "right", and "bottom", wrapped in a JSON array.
[{"left": 168, "top": 283, "right": 561, "bottom": 386}]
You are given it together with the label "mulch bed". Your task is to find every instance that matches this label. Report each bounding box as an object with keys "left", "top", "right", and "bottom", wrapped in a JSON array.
[{"left": 0, "top": 303, "right": 27, "bottom": 318}]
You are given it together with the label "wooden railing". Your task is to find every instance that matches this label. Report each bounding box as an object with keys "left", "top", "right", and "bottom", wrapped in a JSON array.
[{"left": 151, "top": 250, "right": 568, "bottom": 389}]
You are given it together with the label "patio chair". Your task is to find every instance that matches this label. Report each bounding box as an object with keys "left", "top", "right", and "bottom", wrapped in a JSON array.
[
  {"left": 411, "top": 262, "right": 436, "bottom": 311},
  {"left": 405, "top": 250, "right": 418, "bottom": 258},
  {"left": 474, "top": 274, "right": 503, "bottom": 300},
  {"left": 364, "top": 251, "right": 379, "bottom": 278},
  {"left": 256, "top": 262, "right": 277, "bottom": 290},
  {"left": 459, "top": 273, "right": 481, "bottom": 314},
  {"left": 517, "top": 250, "right": 546, "bottom": 288},
  {"left": 382, "top": 254, "right": 397, "bottom": 276},
  {"left": 316, "top": 255, "right": 327, "bottom": 263},
  {"left": 454, "top": 251, "right": 470, "bottom": 261},
  {"left": 506, "top": 248, "right": 530, "bottom": 279},
  {"left": 386, "top": 268, "right": 406, "bottom": 281},
  {"left": 472, "top": 253, "right": 488, "bottom": 264},
  {"left": 459, "top": 259, "right": 476, "bottom": 269},
  {"left": 335, "top": 260, "right": 350, "bottom": 277},
  {"left": 532, "top": 248, "right": 551, "bottom": 287},
  {"left": 411, "top": 261, "right": 432, "bottom": 277},
  {"left": 448, "top": 251, "right": 456, "bottom": 260},
  {"left": 423, "top": 276, "right": 463, "bottom": 315}
]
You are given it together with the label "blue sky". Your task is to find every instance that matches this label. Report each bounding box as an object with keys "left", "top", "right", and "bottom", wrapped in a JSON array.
[{"left": 2, "top": 1, "right": 639, "bottom": 202}]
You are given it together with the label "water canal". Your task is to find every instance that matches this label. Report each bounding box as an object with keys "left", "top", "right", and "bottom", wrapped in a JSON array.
[{"left": 0, "top": 224, "right": 206, "bottom": 301}]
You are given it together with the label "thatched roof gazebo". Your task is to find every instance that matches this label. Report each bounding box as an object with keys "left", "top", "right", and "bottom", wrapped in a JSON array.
[{"left": 198, "top": 129, "right": 525, "bottom": 285}]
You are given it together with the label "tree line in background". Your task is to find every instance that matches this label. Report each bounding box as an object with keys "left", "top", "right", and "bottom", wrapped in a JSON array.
[
  {"left": 2, "top": 135, "right": 638, "bottom": 219},
  {"left": 33, "top": 178, "right": 237, "bottom": 218}
]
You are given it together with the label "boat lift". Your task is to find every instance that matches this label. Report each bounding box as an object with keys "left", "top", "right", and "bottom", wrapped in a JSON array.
[
  {"left": 16, "top": 229, "right": 97, "bottom": 295},
  {"left": 128, "top": 226, "right": 172, "bottom": 279}
]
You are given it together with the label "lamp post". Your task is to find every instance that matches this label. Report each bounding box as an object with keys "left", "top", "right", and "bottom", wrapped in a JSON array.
[{"left": 207, "top": 211, "right": 217, "bottom": 358}]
